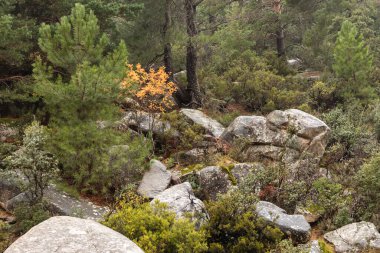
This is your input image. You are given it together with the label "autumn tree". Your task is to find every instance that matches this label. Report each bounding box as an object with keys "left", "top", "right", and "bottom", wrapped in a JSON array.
[{"left": 121, "top": 64, "right": 177, "bottom": 113}]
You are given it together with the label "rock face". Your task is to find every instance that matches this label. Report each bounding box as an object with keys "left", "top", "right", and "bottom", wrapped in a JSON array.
[
  {"left": 181, "top": 109, "right": 225, "bottom": 138},
  {"left": 151, "top": 182, "right": 208, "bottom": 222},
  {"left": 0, "top": 177, "right": 22, "bottom": 207},
  {"left": 198, "top": 166, "right": 232, "bottom": 200},
  {"left": 0, "top": 124, "right": 18, "bottom": 142},
  {"left": 176, "top": 148, "right": 207, "bottom": 165},
  {"left": 44, "top": 185, "right": 109, "bottom": 221},
  {"left": 137, "top": 160, "right": 171, "bottom": 199},
  {"left": 221, "top": 109, "right": 330, "bottom": 179},
  {"left": 324, "top": 221, "right": 380, "bottom": 253},
  {"left": 256, "top": 201, "right": 311, "bottom": 243},
  {"left": 4, "top": 216, "right": 144, "bottom": 253},
  {"left": 0, "top": 174, "right": 108, "bottom": 221},
  {"left": 118, "top": 111, "right": 171, "bottom": 135},
  {"left": 230, "top": 163, "right": 264, "bottom": 184}
]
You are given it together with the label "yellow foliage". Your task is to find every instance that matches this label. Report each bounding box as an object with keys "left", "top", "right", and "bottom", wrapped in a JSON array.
[{"left": 121, "top": 64, "right": 177, "bottom": 113}]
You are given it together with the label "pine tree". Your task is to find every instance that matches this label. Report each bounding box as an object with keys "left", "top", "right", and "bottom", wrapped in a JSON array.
[
  {"left": 33, "top": 3, "right": 132, "bottom": 193},
  {"left": 333, "top": 20, "right": 374, "bottom": 99},
  {"left": 0, "top": 1, "right": 33, "bottom": 67}
]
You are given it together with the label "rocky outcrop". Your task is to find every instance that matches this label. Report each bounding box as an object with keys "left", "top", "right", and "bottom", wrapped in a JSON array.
[
  {"left": 151, "top": 182, "right": 208, "bottom": 223},
  {"left": 181, "top": 109, "right": 225, "bottom": 138},
  {"left": 198, "top": 166, "right": 232, "bottom": 200},
  {"left": 176, "top": 148, "right": 207, "bottom": 165},
  {"left": 1, "top": 175, "right": 108, "bottom": 221},
  {"left": 0, "top": 124, "right": 18, "bottom": 143},
  {"left": 44, "top": 185, "right": 109, "bottom": 221},
  {"left": 221, "top": 109, "right": 330, "bottom": 179},
  {"left": 4, "top": 216, "right": 144, "bottom": 253},
  {"left": 230, "top": 163, "right": 264, "bottom": 184},
  {"left": 0, "top": 176, "right": 22, "bottom": 207},
  {"left": 137, "top": 160, "right": 171, "bottom": 199},
  {"left": 118, "top": 111, "right": 171, "bottom": 135},
  {"left": 256, "top": 201, "right": 311, "bottom": 243},
  {"left": 324, "top": 221, "right": 380, "bottom": 253}
]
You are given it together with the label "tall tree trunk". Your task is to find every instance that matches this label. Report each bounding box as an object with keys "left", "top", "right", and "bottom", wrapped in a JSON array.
[
  {"left": 163, "top": 0, "right": 173, "bottom": 77},
  {"left": 276, "top": 28, "right": 285, "bottom": 57},
  {"left": 273, "top": 0, "right": 285, "bottom": 57},
  {"left": 185, "top": 0, "right": 202, "bottom": 108}
]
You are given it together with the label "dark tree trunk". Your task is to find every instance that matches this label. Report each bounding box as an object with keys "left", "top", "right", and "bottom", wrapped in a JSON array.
[
  {"left": 163, "top": 0, "right": 173, "bottom": 77},
  {"left": 185, "top": 0, "right": 202, "bottom": 108},
  {"left": 273, "top": 0, "right": 285, "bottom": 57},
  {"left": 276, "top": 28, "right": 285, "bottom": 57}
]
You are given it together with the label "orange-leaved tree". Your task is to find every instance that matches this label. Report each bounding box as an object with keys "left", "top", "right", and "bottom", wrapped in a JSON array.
[{"left": 121, "top": 64, "right": 177, "bottom": 113}]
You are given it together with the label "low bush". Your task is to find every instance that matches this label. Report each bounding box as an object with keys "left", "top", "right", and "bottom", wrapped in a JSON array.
[
  {"left": 204, "top": 190, "right": 283, "bottom": 253},
  {"left": 355, "top": 152, "right": 380, "bottom": 227},
  {"left": 103, "top": 192, "right": 208, "bottom": 253},
  {"left": 13, "top": 202, "right": 51, "bottom": 235}
]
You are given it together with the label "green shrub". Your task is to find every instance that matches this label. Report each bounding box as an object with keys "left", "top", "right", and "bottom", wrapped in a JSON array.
[
  {"left": 50, "top": 124, "right": 152, "bottom": 196},
  {"left": 160, "top": 111, "right": 204, "bottom": 151},
  {"left": 0, "top": 221, "right": 12, "bottom": 252},
  {"left": 103, "top": 193, "right": 208, "bottom": 253},
  {"left": 323, "top": 108, "right": 364, "bottom": 156},
  {"left": 0, "top": 142, "right": 17, "bottom": 170},
  {"left": 13, "top": 202, "right": 50, "bottom": 235},
  {"left": 308, "top": 81, "right": 337, "bottom": 110},
  {"left": 269, "top": 239, "right": 308, "bottom": 253},
  {"left": 200, "top": 50, "right": 308, "bottom": 112},
  {"left": 204, "top": 190, "right": 283, "bottom": 253},
  {"left": 355, "top": 152, "right": 380, "bottom": 227},
  {"left": 5, "top": 121, "right": 58, "bottom": 202},
  {"left": 308, "top": 178, "right": 347, "bottom": 218}
]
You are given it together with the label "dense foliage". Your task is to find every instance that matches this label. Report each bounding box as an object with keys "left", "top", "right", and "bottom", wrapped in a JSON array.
[
  {"left": 103, "top": 192, "right": 208, "bottom": 253},
  {"left": 1, "top": 0, "right": 380, "bottom": 251}
]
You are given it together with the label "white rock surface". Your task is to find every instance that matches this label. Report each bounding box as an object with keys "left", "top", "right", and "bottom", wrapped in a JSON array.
[
  {"left": 256, "top": 201, "right": 311, "bottom": 243},
  {"left": 151, "top": 182, "right": 207, "bottom": 220},
  {"left": 181, "top": 109, "right": 225, "bottom": 138},
  {"left": 324, "top": 221, "right": 380, "bottom": 253},
  {"left": 5, "top": 216, "right": 144, "bottom": 253},
  {"left": 137, "top": 160, "right": 171, "bottom": 198}
]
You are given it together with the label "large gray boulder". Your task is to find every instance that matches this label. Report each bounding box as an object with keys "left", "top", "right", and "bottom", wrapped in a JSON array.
[
  {"left": 256, "top": 201, "right": 311, "bottom": 243},
  {"left": 231, "top": 163, "right": 265, "bottom": 184},
  {"left": 118, "top": 111, "right": 171, "bottom": 135},
  {"left": 198, "top": 166, "right": 232, "bottom": 200},
  {"left": 324, "top": 221, "right": 380, "bottom": 253},
  {"left": 44, "top": 185, "right": 109, "bottom": 221},
  {"left": 0, "top": 124, "right": 18, "bottom": 142},
  {"left": 181, "top": 109, "right": 225, "bottom": 138},
  {"left": 4, "top": 216, "right": 144, "bottom": 253},
  {"left": 3, "top": 184, "right": 108, "bottom": 221},
  {"left": 0, "top": 176, "right": 22, "bottom": 206},
  {"left": 137, "top": 160, "right": 171, "bottom": 199},
  {"left": 151, "top": 182, "right": 208, "bottom": 222},
  {"left": 221, "top": 109, "right": 330, "bottom": 179}
]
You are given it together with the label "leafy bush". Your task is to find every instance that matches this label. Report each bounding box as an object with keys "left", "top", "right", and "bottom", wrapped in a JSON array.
[
  {"left": 103, "top": 192, "right": 208, "bottom": 253},
  {"left": 0, "top": 221, "right": 12, "bottom": 252},
  {"left": 269, "top": 239, "right": 308, "bottom": 253},
  {"left": 5, "top": 121, "right": 58, "bottom": 202},
  {"left": 50, "top": 123, "right": 152, "bottom": 196},
  {"left": 204, "top": 190, "right": 283, "bottom": 253},
  {"left": 201, "top": 50, "right": 308, "bottom": 112},
  {"left": 13, "top": 202, "right": 50, "bottom": 235},
  {"left": 323, "top": 108, "right": 364, "bottom": 156},
  {"left": 238, "top": 166, "right": 308, "bottom": 213},
  {"left": 160, "top": 111, "right": 204, "bottom": 152},
  {"left": 0, "top": 142, "right": 17, "bottom": 170},
  {"left": 355, "top": 152, "right": 380, "bottom": 227}
]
